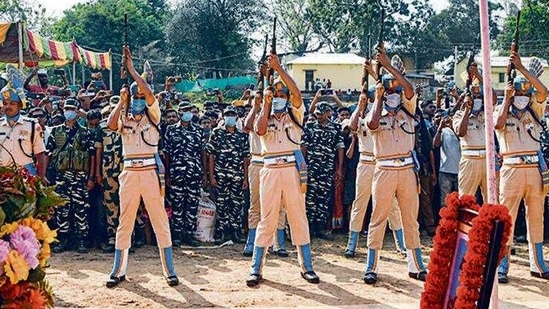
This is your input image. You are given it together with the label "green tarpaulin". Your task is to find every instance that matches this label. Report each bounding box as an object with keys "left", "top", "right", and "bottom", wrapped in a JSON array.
[{"left": 174, "top": 76, "right": 256, "bottom": 92}]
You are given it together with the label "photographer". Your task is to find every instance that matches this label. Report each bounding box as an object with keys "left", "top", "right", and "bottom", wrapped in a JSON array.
[{"left": 24, "top": 68, "right": 69, "bottom": 106}]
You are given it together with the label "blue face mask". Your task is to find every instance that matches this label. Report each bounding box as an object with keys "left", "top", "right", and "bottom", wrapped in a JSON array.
[
  {"left": 131, "top": 99, "right": 147, "bottom": 114},
  {"left": 181, "top": 111, "right": 193, "bottom": 122},
  {"left": 6, "top": 113, "right": 20, "bottom": 122},
  {"left": 224, "top": 116, "right": 237, "bottom": 127},
  {"left": 64, "top": 110, "right": 77, "bottom": 121},
  {"left": 272, "top": 97, "right": 287, "bottom": 113}
]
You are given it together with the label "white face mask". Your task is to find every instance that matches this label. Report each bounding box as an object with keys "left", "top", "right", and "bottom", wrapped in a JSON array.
[
  {"left": 472, "top": 99, "right": 483, "bottom": 112},
  {"left": 513, "top": 96, "right": 530, "bottom": 110},
  {"left": 272, "top": 97, "right": 287, "bottom": 112},
  {"left": 385, "top": 93, "right": 401, "bottom": 108}
]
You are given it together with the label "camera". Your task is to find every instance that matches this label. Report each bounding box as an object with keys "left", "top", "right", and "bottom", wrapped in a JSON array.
[
  {"left": 54, "top": 89, "right": 71, "bottom": 97},
  {"left": 321, "top": 89, "right": 333, "bottom": 95},
  {"left": 54, "top": 69, "right": 65, "bottom": 75}
]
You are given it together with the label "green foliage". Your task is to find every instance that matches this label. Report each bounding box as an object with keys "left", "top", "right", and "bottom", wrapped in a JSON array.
[
  {"left": 0, "top": 0, "right": 54, "bottom": 34},
  {"left": 495, "top": 1, "right": 549, "bottom": 59},
  {"left": 164, "top": 0, "right": 266, "bottom": 79}
]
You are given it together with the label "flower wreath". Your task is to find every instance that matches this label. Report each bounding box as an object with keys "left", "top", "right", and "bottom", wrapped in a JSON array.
[{"left": 420, "top": 192, "right": 512, "bottom": 309}]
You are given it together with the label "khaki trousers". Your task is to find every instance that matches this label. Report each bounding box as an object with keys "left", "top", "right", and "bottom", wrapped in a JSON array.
[
  {"left": 248, "top": 163, "right": 286, "bottom": 229},
  {"left": 367, "top": 167, "right": 420, "bottom": 250},
  {"left": 458, "top": 157, "right": 487, "bottom": 201},
  {"left": 116, "top": 168, "right": 172, "bottom": 249},
  {"left": 255, "top": 165, "right": 310, "bottom": 247}
]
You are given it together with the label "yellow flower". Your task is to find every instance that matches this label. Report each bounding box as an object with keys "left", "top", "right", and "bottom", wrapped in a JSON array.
[
  {"left": 38, "top": 242, "right": 51, "bottom": 267},
  {"left": 0, "top": 222, "right": 19, "bottom": 238},
  {"left": 20, "top": 218, "right": 56, "bottom": 243},
  {"left": 4, "top": 250, "right": 29, "bottom": 284}
]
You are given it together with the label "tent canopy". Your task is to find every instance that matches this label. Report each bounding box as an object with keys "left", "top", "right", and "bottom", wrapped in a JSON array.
[
  {"left": 175, "top": 76, "right": 256, "bottom": 92},
  {"left": 0, "top": 22, "right": 111, "bottom": 70}
]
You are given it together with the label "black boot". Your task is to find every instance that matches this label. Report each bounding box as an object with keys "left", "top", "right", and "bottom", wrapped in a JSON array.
[
  {"left": 134, "top": 227, "right": 146, "bottom": 248},
  {"left": 52, "top": 239, "right": 69, "bottom": 253},
  {"left": 214, "top": 230, "right": 225, "bottom": 245},
  {"left": 172, "top": 231, "right": 182, "bottom": 248},
  {"left": 231, "top": 230, "right": 246, "bottom": 244},
  {"left": 77, "top": 239, "right": 89, "bottom": 254},
  {"left": 182, "top": 232, "right": 201, "bottom": 247}
]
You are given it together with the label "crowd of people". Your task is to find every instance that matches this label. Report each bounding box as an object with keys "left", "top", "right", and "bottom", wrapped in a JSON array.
[{"left": 1, "top": 43, "right": 549, "bottom": 288}]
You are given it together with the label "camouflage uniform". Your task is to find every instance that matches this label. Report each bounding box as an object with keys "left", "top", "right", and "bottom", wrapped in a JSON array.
[
  {"left": 164, "top": 122, "right": 205, "bottom": 243},
  {"left": 206, "top": 125, "right": 250, "bottom": 240},
  {"left": 95, "top": 119, "right": 124, "bottom": 248},
  {"left": 47, "top": 123, "right": 95, "bottom": 250},
  {"left": 301, "top": 117, "right": 345, "bottom": 235}
]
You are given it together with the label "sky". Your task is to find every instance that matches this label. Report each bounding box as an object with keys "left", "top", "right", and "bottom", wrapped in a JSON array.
[{"left": 38, "top": 0, "right": 450, "bottom": 17}]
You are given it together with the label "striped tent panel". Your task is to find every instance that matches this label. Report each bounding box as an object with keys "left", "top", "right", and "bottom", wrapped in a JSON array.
[
  {"left": 77, "top": 45, "right": 111, "bottom": 70},
  {"left": 26, "top": 29, "right": 76, "bottom": 62}
]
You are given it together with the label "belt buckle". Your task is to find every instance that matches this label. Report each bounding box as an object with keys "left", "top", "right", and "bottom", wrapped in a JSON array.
[
  {"left": 131, "top": 159, "right": 144, "bottom": 167},
  {"left": 521, "top": 156, "right": 532, "bottom": 164},
  {"left": 393, "top": 158, "right": 405, "bottom": 167},
  {"left": 275, "top": 157, "right": 288, "bottom": 165}
]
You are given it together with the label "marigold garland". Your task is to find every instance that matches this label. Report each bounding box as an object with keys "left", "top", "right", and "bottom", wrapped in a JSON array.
[{"left": 420, "top": 193, "right": 512, "bottom": 309}]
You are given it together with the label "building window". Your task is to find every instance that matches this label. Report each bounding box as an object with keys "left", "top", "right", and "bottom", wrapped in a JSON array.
[
  {"left": 305, "top": 70, "right": 314, "bottom": 91},
  {"left": 498, "top": 73, "right": 505, "bottom": 83}
]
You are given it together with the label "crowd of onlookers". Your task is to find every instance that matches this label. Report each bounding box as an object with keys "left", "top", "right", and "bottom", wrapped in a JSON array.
[{"left": 4, "top": 67, "right": 549, "bottom": 255}]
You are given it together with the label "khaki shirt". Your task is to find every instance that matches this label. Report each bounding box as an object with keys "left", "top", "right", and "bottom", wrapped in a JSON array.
[
  {"left": 259, "top": 104, "right": 304, "bottom": 155},
  {"left": 494, "top": 101, "right": 546, "bottom": 156},
  {"left": 117, "top": 100, "right": 161, "bottom": 158},
  {"left": 249, "top": 129, "right": 262, "bottom": 156},
  {"left": 357, "top": 117, "right": 375, "bottom": 154},
  {"left": 0, "top": 116, "right": 44, "bottom": 167},
  {"left": 368, "top": 94, "right": 417, "bottom": 159},
  {"left": 453, "top": 110, "right": 486, "bottom": 150}
]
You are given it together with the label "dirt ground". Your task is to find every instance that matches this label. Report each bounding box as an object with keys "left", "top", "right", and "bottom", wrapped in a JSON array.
[{"left": 47, "top": 233, "right": 549, "bottom": 309}]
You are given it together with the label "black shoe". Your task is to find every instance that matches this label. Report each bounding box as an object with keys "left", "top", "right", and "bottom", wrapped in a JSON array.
[
  {"left": 102, "top": 243, "right": 116, "bottom": 253},
  {"left": 242, "top": 250, "right": 253, "bottom": 257},
  {"left": 498, "top": 272, "right": 509, "bottom": 284},
  {"left": 276, "top": 248, "right": 289, "bottom": 257},
  {"left": 166, "top": 275, "right": 179, "bottom": 286},
  {"left": 214, "top": 231, "right": 225, "bottom": 245},
  {"left": 409, "top": 271, "right": 427, "bottom": 282},
  {"left": 52, "top": 239, "right": 69, "bottom": 254},
  {"left": 301, "top": 271, "right": 320, "bottom": 284},
  {"left": 182, "top": 234, "right": 201, "bottom": 247},
  {"left": 530, "top": 271, "right": 549, "bottom": 280},
  {"left": 515, "top": 235, "right": 527, "bottom": 244},
  {"left": 231, "top": 231, "right": 246, "bottom": 244},
  {"left": 106, "top": 275, "right": 126, "bottom": 288},
  {"left": 359, "top": 231, "right": 368, "bottom": 238},
  {"left": 77, "top": 240, "right": 89, "bottom": 254},
  {"left": 315, "top": 231, "right": 334, "bottom": 241},
  {"left": 246, "top": 273, "right": 263, "bottom": 287},
  {"left": 363, "top": 272, "right": 377, "bottom": 284},
  {"left": 172, "top": 239, "right": 182, "bottom": 248},
  {"left": 343, "top": 249, "right": 355, "bottom": 258}
]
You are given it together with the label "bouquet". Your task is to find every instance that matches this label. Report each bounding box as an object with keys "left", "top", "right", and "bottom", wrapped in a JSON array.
[{"left": 0, "top": 164, "right": 65, "bottom": 308}]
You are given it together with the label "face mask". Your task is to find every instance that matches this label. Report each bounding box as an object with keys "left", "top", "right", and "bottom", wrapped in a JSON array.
[
  {"left": 6, "top": 113, "right": 20, "bottom": 122},
  {"left": 224, "top": 116, "right": 237, "bottom": 127},
  {"left": 472, "top": 99, "right": 483, "bottom": 112},
  {"left": 180, "top": 111, "right": 193, "bottom": 122},
  {"left": 272, "top": 97, "right": 287, "bottom": 113},
  {"left": 385, "top": 93, "right": 401, "bottom": 109},
  {"left": 64, "top": 110, "right": 77, "bottom": 121},
  {"left": 131, "top": 99, "right": 147, "bottom": 114},
  {"left": 513, "top": 96, "right": 530, "bottom": 110}
]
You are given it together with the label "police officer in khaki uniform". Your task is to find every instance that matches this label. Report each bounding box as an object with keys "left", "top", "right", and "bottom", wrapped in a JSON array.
[
  {"left": 364, "top": 46, "right": 427, "bottom": 284},
  {"left": 242, "top": 89, "right": 288, "bottom": 257},
  {"left": 0, "top": 87, "right": 46, "bottom": 177},
  {"left": 453, "top": 65, "right": 495, "bottom": 201},
  {"left": 105, "top": 46, "right": 178, "bottom": 288},
  {"left": 495, "top": 52, "right": 549, "bottom": 283},
  {"left": 247, "top": 54, "right": 319, "bottom": 287}
]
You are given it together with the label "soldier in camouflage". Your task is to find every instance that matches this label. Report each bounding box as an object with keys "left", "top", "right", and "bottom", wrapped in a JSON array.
[
  {"left": 94, "top": 96, "right": 124, "bottom": 253},
  {"left": 47, "top": 98, "right": 95, "bottom": 254},
  {"left": 301, "top": 102, "right": 345, "bottom": 239},
  {"left": 164, "top": 103, "right": 206, "bottom": 247},
  {"left": 206, "top": 106, "right": 250, "bottom": 244}
]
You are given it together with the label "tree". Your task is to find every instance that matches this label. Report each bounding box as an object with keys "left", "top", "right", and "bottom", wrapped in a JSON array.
[
  {"left": 52, "top": 0, "right": 170, "bottom": 90},
  {"left": 164, "top": 0, "right": 266, "bottom": 78},
  {"left": 496, "top": 1, "right": 549, "bottom": 59},
  {"left": 0, "top": 0, "right": 53, "bottom": 33}
]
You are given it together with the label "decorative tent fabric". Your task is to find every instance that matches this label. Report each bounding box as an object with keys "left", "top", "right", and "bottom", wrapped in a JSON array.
[{"left": 0, "top": 22, "right": 111, "bottom": 70}]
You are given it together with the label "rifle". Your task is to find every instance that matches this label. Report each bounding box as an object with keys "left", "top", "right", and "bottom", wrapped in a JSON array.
[
  {"left": 257, "top": 34, "right": 268, "bottom": 92},
  {"left": 507, "top": 10, "right": 521, "bottom": 83},
  {"left": 267, "top": 17, "right": 277, "bottom": 86},
  {"left": 120, "top": 13, "right": 128, "bottom": 81},
  {"left": 361, "top": 31, "right": 372, "bottom": 94},
  {"left": 465, "top": 35, "right": 478, "bottom": 93},
  {"left": 375, "top": 8, "right": 385, "bottom": 82}
]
